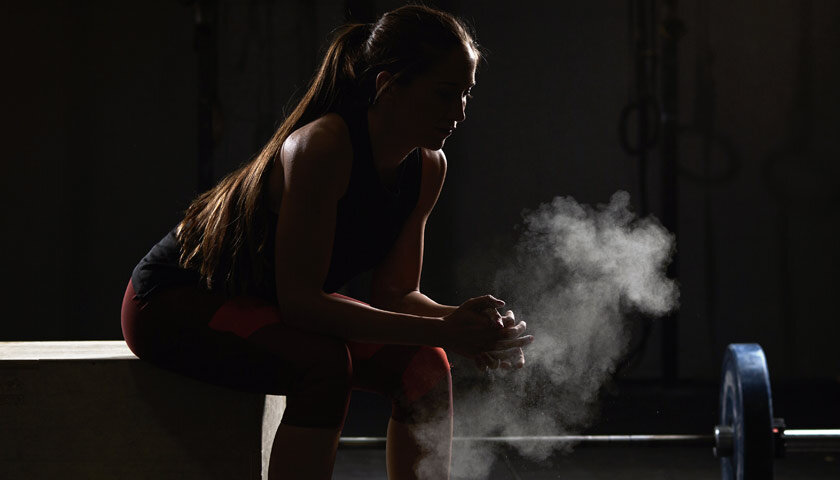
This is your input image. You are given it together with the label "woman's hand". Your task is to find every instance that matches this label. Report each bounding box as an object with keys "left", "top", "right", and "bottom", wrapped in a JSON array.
[
  {"left": 441, "top": 295, "right": 533, "bottom": 358},
  {"left": 473, "top": 309, "right": 528, "bottom": 370}
]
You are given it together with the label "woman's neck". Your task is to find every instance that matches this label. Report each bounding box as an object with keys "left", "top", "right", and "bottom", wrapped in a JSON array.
[{"left": 366, "top": 107, "right": 416, "bottom": 178}]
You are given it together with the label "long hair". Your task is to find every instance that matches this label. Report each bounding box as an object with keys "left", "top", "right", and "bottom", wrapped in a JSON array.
[{"left": 176, "top": 5, "right": 481, "bottom": 297}]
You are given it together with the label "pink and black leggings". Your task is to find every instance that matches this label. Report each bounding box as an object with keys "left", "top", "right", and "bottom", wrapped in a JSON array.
[{"left": 120, "top": 280, "right": 452, "bottom": 429}]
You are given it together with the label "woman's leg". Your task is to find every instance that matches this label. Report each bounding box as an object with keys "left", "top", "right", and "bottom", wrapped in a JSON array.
[
  {"left": 267, "top": 424, "right": 342, "bottom": 480},
  {"left": 241, "top": 321, "right": 353, "bottom": 480},
  {"left": 386, "top": 414, "right": 452, "bottom": 480},
  {"left": 350, "top": 343, "right": 454, "bottom": 480}
]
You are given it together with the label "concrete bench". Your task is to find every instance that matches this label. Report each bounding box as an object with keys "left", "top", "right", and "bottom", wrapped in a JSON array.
[{"left": 0, "top": 341, "right": 286, "bottom": 480}]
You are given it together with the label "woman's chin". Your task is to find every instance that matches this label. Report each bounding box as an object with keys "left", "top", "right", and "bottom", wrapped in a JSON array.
[{"left": 423, "top": 138, "right": 447, "bottom": 151}]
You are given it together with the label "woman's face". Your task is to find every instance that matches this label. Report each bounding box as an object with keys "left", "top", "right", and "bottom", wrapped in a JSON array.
[{"left": 384, "top": 45, "right": 478, "bottom": 150}]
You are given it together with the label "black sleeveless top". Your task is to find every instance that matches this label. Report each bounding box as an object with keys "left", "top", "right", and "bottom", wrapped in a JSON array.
[{"left": 131, "top": 106, "right": 423, "bottom": 301}]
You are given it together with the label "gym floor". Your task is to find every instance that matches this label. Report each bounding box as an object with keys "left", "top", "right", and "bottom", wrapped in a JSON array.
[
  {"left": 333, "top": 380, "right": 840, "bottom": 479},
  {"left": 335, "top": 447, "right": 837, "bottom": 479}
]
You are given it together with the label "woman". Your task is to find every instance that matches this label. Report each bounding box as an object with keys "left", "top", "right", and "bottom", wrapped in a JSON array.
[{"left": 121, "top": 5, "right": 533, "bottom": 479}]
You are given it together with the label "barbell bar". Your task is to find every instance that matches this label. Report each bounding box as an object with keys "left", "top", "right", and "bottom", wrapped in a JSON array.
[
  {"left": 338, "top": 344, "right": 840, "bottom": 479},
  {"left": 339, "top": 431, "right": 840, "bottom": 450}
]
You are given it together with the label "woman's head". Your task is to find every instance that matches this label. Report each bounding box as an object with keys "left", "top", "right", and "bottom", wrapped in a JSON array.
[
  {"left": 339, "top": 5, "right": 481, "bottom": 150},
  {"left": 299, "top": 4, "right": 482, "bottom": 124},
  {"left": 360, "top": 5, "right": 480, "bottom": 104},
  {"left": 370, "top": 39, "right": 477, "bottom": 150}
]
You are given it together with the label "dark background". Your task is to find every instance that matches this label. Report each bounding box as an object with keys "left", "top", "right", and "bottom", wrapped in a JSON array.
[{"left": 3, "top": 0, "right": 839, "bottom": 383}]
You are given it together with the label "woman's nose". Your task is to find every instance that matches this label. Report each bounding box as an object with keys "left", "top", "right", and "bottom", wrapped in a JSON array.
[{"left": 451, "top": 97, "right": 467, "bottom": 122}]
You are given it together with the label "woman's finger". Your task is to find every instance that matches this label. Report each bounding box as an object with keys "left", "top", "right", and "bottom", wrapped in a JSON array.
[
  {"left": 482, "top": 307, "right": 504, "bottom": 328},
  {"left": 499, "top": 320, "right": 526, "bottom": 339},
  {"left": 501, "top": 310, "right": 516, "bottom": 328},
  {"left": 488, "top": 347, "right": 525, "bottom": 370},
  {"left": 462, "top": 295, "right": 505, "bottom": 312},
  {"left": 511, "top": 347, "right": 525, "bottom": 368},
  {"left": 490, "top": 334, "right": 534, "bottom": 351},
  {"left": 484, "top": 352, "right": 500, "bottom": 370},
  {"left": 485, "top": 346, "right": 520, "bottom": 358},
  {"left": 490, "top": 355, "right": 501, "bottom": 370}
]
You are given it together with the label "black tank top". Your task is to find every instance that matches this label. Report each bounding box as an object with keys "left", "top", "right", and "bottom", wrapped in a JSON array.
[{"left": 131, "top": 106, "right": 423, "bottom": 301}]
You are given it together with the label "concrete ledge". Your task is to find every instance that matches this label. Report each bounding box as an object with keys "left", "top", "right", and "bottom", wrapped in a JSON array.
[
  {"left": 0, "top": 341, "right": 138, "bottom": 360},
  {"left": 0, "top": 341, "right": 286, "bottom": 480}
]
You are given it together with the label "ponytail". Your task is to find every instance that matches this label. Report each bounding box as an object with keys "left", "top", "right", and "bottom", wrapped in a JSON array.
[{"left": 176, "top": 22, "right": 373, "bottom": 296}]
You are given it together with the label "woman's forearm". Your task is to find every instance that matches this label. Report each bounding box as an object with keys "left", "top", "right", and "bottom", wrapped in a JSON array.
[
  {"left": 279, "top": 291, "right": 447, "bottom": 346},
  {"left": 372, "top": 289, "right": 458, "bottom": 318}
]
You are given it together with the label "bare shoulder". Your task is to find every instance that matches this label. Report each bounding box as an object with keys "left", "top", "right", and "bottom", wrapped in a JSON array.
[
  {"left": 276, "top": 114, "right": 354, "bottom": 200},
  {"left": 420, "top": 148, "right": 447, "bottom": 186},
  {"left": 411, "top": 148, "right": 448, "bottom": 218},
  {"left": 283, "top": 114, "right": 352, "bottom": 172}
]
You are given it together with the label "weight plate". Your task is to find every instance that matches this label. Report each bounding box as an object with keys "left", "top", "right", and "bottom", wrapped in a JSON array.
[{"left": 719, "top": 343, "right": 775, "bottom": 479}]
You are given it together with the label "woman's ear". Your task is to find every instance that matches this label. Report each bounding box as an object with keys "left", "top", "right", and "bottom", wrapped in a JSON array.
[{"left": 373, "top": 70, "right": 393, "bottom": 104}]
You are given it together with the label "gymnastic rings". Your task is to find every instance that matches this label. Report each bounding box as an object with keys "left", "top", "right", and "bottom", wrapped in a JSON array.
[{"left": 619, "top": 96, "right": 661, "bottom": 155}]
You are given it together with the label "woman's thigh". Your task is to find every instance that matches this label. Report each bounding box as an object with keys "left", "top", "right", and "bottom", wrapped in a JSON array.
[
  {"left": 122, "top": 281, "right": 448, "bottom": 403},
  {"left": 121, "top": 279, "right": 350, "bottom": 396}
]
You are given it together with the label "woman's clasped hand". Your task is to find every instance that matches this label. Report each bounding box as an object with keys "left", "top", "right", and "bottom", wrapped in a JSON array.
[{"left": 441, "top": 295, "right": 533, "bottom": 370}]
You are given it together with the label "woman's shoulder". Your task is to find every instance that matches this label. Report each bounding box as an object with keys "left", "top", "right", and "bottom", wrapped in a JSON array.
[
  {"left": 284, "top": 113, "right": 353, "bottom": 162},
  {"left": 419, "top": 147, "right": 447, "bottom": 182},
  {"left": 273, "top": 114, "right": 354, "bottom": 202}
]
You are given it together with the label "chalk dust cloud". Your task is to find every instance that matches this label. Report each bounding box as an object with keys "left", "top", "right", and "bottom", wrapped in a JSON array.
[{"left": 430, "top": 191, "right": 679, "bottom": 479}]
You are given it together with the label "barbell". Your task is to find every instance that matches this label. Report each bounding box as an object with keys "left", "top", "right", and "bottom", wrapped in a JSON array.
[{"left": 338, "top": 343, "right": 840, "bottom": 480}]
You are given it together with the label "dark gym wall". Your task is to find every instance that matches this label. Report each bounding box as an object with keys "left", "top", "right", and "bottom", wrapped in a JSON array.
[
  {"left": 3, "top": 1, "right": 198, "bottom": 340},
  {"left": 2, "top": 1, "right": 838, "bottom": 381}
]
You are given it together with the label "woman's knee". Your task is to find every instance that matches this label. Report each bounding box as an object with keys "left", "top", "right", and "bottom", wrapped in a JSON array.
[
  {"left": 390, "top": 346, "right": 452, "bottom": 424},
  {"left": 402, "top": 346, "right": 451, "bottom": 404}
]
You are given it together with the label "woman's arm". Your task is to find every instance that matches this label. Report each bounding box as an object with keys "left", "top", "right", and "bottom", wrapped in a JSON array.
[
  {"left": 383, "top": 291, "right": 458, "bottom": 318},
  {"left": 369, "top": 148, "right": 531, "bottom": 368},
  {"left": 272, "top": 117, "right": 516, "bottom": 354},
  {"left": 369, "top": 148, "right": 454, "bottom": 316}
]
